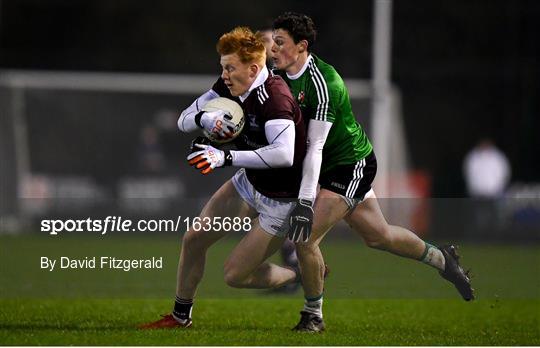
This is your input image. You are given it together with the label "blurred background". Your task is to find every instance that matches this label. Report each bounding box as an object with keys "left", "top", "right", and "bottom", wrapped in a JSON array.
[{"left": 0, "top": 0, "right": 539, "bottom": 243}]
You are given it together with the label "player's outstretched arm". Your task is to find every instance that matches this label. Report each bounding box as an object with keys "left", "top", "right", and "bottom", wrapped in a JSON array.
[
  {"left": 187, "top": 119, "right": 295, "bottom": 175},
  {"left": 288, "top": 119, "right": 332, "bottom": 243}
]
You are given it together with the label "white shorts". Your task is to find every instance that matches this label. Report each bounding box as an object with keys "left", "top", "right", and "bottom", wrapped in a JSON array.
[{"left": 231, "top": 169, "right": 294, "bottom": 237}]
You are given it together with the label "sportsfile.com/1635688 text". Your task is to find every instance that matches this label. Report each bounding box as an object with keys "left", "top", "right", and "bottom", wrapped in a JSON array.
[{"left": 40, "top": 216, "right": 253, "bottom": 235}]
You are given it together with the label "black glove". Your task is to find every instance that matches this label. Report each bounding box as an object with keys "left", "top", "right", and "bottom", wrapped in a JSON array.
[
  {"left": 188, "top": 136, "right": 211, "bottom": 155},
  {"left": 288, "top": 199, "right": 314, "bottom": 243}
]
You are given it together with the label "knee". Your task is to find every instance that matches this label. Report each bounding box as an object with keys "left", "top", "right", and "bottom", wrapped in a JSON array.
[
  {"left": 362, "top": 225, "right": 392, "bottom": 250},
  {"left": 182, "top": 229, "right": 205, "bottom": 251},
  {"left": 295, "top": 242, "right": 320, "bottom": 260},
  {"left": 223, "top": 265, "right": 246, "bottom": 288}
]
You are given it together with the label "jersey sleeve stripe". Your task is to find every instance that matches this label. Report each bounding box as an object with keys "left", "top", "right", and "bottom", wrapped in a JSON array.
[
  {"left": 308, "top": 59, "right": 330, "bottom": 121},
  {"left": 256, "top": 88, "right": 266, "bottom": 105},
  {"left": 261, "top": 84, "right": 269, "bottom": 100},
  {"left": 314, "top": 62, "right": 330, "bottom": 118},
  {"left": 312, "top": 62, "right": 330, "bottom": 121},
  {"left": 308, "top": 63, "right": 324, "bottom": 120},
  {"left": 256, "top": 85, "right": 269, "bottom": 105}
]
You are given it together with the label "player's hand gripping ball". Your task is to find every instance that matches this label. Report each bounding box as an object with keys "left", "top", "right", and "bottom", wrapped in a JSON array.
[{"left": 200, "top": 97, "right": 245, "bottom": 144}]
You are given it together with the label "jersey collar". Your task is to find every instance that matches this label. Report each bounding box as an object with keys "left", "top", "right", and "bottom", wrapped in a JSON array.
[
  {"left": 286, "top": 54, "right": 312, "bottom": 80},
  {"left": 239, "top": 67, "right": 269, "bottom": 102}
]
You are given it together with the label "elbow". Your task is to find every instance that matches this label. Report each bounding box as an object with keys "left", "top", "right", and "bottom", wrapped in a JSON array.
[
  {"left": 177, "top": 112, "right": 185, "bottom": 132},
  {"left": 278, "top": 149, "right": 294, "bottom": 168},
  {"left": 283, "top": 155, "right": 294, "bottom": 168},
  {"left": 262, "top": 147, "right": 294, "bottom": 168},
  {"left": 177, "top": 110, "right": 191, "bottom": 133}
]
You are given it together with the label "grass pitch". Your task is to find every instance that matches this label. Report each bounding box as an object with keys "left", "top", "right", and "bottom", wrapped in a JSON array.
[
  {"left": 1, "top": 299, "right": 538, "bottom": 345},
  {"left": 1, "top": 234, "right": 539, "bottom": 345}
]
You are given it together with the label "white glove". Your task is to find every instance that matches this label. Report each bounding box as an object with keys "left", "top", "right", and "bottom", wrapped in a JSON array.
[
  {"left": 198, "top": 110, "right": 236, "bottom": 140},
  {"left": 187, "top": 144, "right": 231, "bottom": 175}
]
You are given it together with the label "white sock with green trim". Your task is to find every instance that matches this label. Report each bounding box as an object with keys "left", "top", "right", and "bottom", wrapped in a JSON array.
[
  {"left": 303, "top": 294, "right": 323, "bottom": 318},
  {"left": 420, "top": 242, "right": 445, "bottom": 271}
]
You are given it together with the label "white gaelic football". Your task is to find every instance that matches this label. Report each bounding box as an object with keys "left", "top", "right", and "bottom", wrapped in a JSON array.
[{"left": 201, "top": 97, "right": 245, "bottom": 144}]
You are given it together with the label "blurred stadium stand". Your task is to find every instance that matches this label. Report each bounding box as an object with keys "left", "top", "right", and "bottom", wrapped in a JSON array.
[{"left": 0, "top": 71, "right": 411, "bottom": 233}]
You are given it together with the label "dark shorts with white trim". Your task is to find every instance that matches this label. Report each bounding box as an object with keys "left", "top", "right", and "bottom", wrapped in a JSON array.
[{"left": 319, "top": 151, "right": 377, "bottom": 209}]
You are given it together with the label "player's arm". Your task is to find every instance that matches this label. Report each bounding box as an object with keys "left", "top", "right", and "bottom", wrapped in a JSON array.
[
  {"left": 298, "top": 120, "right": 332, "bottom": 201},
  {"left": 288, "top": 73, "right": 336, "bottom": 242},
  {"left": 299, "top": 71, "right": 338, "bottom": 201},
  {"left": 229, "top": 119, "right": 295, "bottom": 168},
  {"left": 177, "top": 89, "right": 220, "bottom": 132},
  {"left": 187, "top": 119, "right": 295, "bottom": 174},
  {"left": 177, "top": 79, "right": 235, "bottom": 139},
  {"left": 287, "top": 120, "right": 332, "bottom": 243}
]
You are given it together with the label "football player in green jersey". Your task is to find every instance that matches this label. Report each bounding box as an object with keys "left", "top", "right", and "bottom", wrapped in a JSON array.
[{"left": 271, "top": 12, "right": 474, "bottom": 332}]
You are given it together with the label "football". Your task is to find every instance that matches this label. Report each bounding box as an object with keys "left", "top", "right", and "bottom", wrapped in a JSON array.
[{"left": 201, "top": 97, "right": 245, "bottom": 144}]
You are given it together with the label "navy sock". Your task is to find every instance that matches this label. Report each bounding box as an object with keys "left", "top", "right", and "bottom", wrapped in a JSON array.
[{"left": 173, "top": 296, "right": 193, "bottom": 321}]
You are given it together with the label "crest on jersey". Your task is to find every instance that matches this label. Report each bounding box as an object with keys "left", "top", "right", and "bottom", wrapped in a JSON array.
[
  {"left": 247, "top": 113, "right": 259, "bottom": 130},
  {"left": 297, "top": 91, "right": 305, "bottom": 104}
]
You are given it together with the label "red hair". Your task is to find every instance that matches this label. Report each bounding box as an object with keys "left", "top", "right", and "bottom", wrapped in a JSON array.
[{"left": 216, "top": 27, "right": 266, "bottom": 65}]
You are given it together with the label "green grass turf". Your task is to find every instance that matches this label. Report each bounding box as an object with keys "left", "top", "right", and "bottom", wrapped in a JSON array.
[
  {"left": 0, "top": 299, "right": 538, "bottom": 345},
  {"left": 1, "top": 234, "right": 539, "bottom": 345}
]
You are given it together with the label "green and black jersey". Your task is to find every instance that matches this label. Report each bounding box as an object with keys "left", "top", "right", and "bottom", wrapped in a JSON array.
[{"left": 277, "top": 55, "right": 372, "bottom": 173}]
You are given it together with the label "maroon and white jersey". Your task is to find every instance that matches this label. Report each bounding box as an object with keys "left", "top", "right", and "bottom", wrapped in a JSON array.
[{"left": 211, "top": 72, "right": 306, "bottom": 199}]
